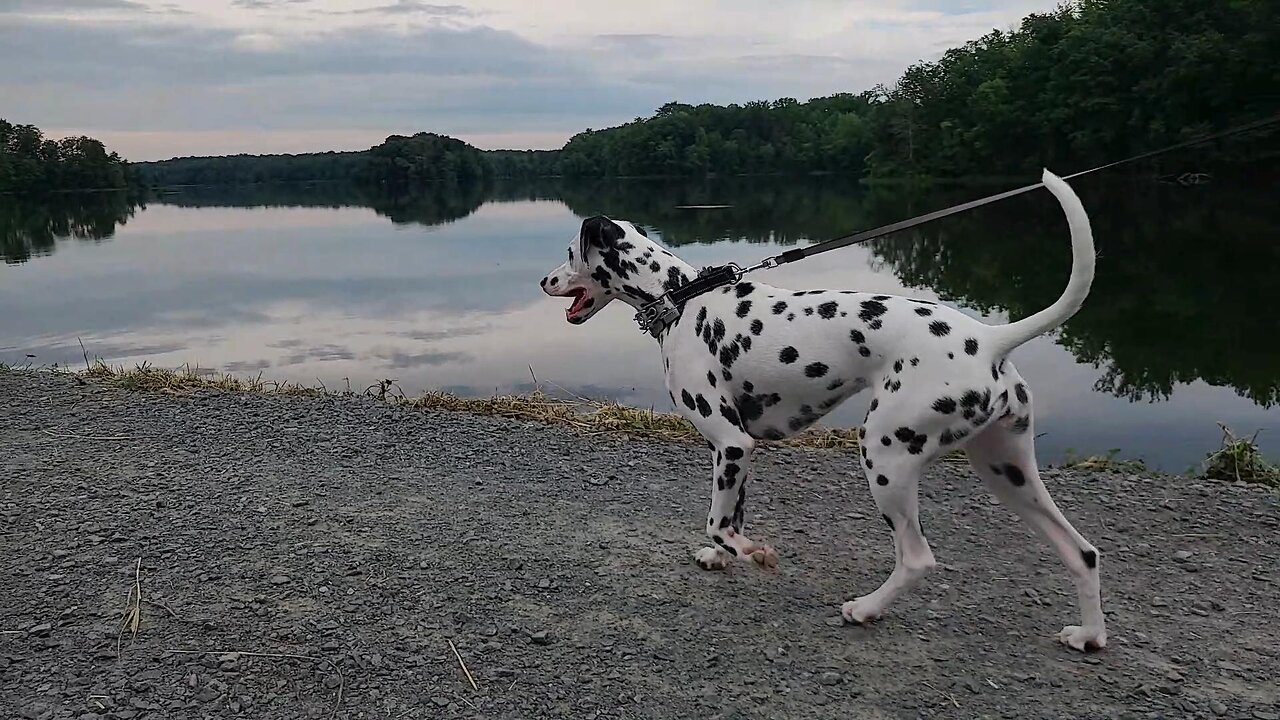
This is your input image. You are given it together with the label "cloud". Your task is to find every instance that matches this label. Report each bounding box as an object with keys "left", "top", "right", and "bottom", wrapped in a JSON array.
[
  {"left": 0, "top": 0, "right": 144, "bottom": 11},
  {"left": 231, "top": 0, "right": 311, "bottom": 8},
  {"left": 345, "top": 1, "right": 470, "bottom": 16}
]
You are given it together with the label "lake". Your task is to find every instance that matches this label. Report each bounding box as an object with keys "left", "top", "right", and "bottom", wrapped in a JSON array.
[{"left": 2, "top": 168, "right": 1278, "bottom": 473}]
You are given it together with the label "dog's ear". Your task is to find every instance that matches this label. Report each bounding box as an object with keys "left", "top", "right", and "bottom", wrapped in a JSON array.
[{"left": 579, "top": 215, "right": 625, "bottom": 258}]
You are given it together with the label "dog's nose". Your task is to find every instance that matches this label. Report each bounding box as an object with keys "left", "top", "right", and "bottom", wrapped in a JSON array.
[{"left": 540, "top": 277, "right": 547, "bottom": 288}]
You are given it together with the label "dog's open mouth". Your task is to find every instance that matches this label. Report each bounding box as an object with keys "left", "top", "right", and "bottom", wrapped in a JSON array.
[{"left": 565, "top": 287, "right": 592, "bottom": 320}]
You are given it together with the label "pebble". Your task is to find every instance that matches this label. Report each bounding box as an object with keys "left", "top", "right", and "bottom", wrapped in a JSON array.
[
  {"left": 1173, "top": 550, "right": 1193, "bottom": 561},
  {"left": 530, "top": 630, "right": 551, "bottom": 646},
  {"left": 818, "top": 672, "right": 841, "bottom": 686},
  {"left": 269, "top": 575, "right": 290, "bottom": 585},
  {"left": 1210, "top": 701, "right": 1228, "bottom": 716}
]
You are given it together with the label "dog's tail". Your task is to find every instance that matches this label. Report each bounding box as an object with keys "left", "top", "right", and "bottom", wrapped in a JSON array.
[{"left": 986, "top": 169, "right": 1095, "bottom": 357}]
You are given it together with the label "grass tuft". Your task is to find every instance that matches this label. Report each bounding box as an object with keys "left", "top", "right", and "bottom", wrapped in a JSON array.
[
  {"left": 1058, "top": 448, "right": 1147, "bottom": 473},
  {"left": 1199, "top": 424, "right": 1279, "bottom": 487}
]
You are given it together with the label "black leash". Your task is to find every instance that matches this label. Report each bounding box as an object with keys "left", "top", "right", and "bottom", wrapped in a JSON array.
[{"left": 635, "top": 112, "right": 1280, "bottom": 338}]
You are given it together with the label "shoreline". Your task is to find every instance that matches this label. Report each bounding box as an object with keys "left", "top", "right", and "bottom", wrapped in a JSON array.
[{"left": 4, "top": 362, "right": 1275, "bottom": 485}]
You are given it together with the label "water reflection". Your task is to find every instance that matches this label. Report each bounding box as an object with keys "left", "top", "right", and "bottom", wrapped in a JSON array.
[
  {"left": 1, "top": 170, "right": 1276, "bottom": 470},
  {"left": 0, "top": 191, "right": 143, "bottom": 264}
]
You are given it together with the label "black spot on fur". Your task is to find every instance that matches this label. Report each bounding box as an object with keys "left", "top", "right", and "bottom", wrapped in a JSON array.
[
  {"left": 722, "top": 463, "right": 740, "bottom": 488},
  {"left": 876, "top": 474, "right": 889, "bottom": 486},
  {"left": 859, "top": 346, "right": 871, "bottom": 357},
  {"left": 722, "top": 369, "right": 732, "bottom": 382},
  {"left": 803, "top": 307, "right": 814, "bottom": 316},
  {"left": 1015, "top": 383, "right": 1029, "bottom": 404},
  {"left": 882, "top": 514, "right": 895, "bottom": 530},
  {"left": 893, "top": 359, "right": 903, "bottom": 373},
  {"left": 872, "top": 295, "right": 889, "bottom": 301},
  {"left": 933, "top": 397, "right": 956, "bottom": 414},
  {"left": 914, "top": 307, "right": 933, "bottom": 316},
  {"left": 681, "top": 390, "right": 696, "bottom": 411},
  {"left": 869, "top": 398, "right": 879, "bottom": 413},
  {"left": 990, "top": 464, "right": 1003, "bottom": 475},
  {"left": 739, "top": 336, "right": 752, "bottom": 352},
  {"left": 725, "top": 446, "right": 744, "bottom": 461},
  {"left": 881, "top": 436, "right": 891, "bottom": 446},
  {"left": 720, "top": 404, "right": 741, "bottom": 428},
  {"left": 889, "top": 380, "right": 901, "bottom": 393},
  {"left": 849, "top": 329, "right": 866, "bottom": 344},
  {"left": 591, "top": 267, "right": 612, "bottom": 288},
  {"left": 737, "top": 393, "right": 765, "bottom": 422},
  {"left": 718, "top": 517, "right": 731, "bottom": 530},
  {"left": 750, "top": 319, "right": 764, "bottom": 335},
  {"left": 929, "top": 321, "right": 951, "bottom": 337},
  {"left": 817, "top": 301, "right": 839, "bottom": 319},
  {"left": 695, "top": 395, "right": 712, "bottom": 418},
  {"left": 910, "top": 357, "right": 919, "bottom": 366},
  {"left": 947, "top": 352, "right": 954, "bottom": 359},
  {"left": 804, "top": 362, "right": 828, "bottom": 378},
  {"left": 960, "top": 390, "right": 983, "bottom": 408},
  {"left": 991, "top": 364, "right": 1000, "bottom": 381},
  {"left": 712, "top": 319, "right": 726, "bottom": 342},
  {"left": 622, "top": 285, "right": 655, "bottom": 303},
  {"left": 734, "top": 283, "right": 755, "bottom": 298},
  {"left": 1003, "top": 464, "right": 1026, "bottom": 486},
  {"left": 779, "top": 347, "right": 799, "bottom": 364},
  {"left": 1081, "top": 550, "right": 1098, "bottom": 569},
  {"left": 868, "top": 319, "right": 882, "bottom": 330},
  {"left": 787, "top": 313, "right": 795, "bottom": 321},
  {"left": 858, "top": 300, "right": 888, "bottom": 323},
  {"left": 736, "top": 300, "right": 752, "bottom": 318},
  {"left": 772, "top": 301, "right": 787, "bottom": 315},
  {"left": 1011, "top": 415, "right": 1031, "bottom": 434},
  {"left": 707, "top": 371, "right": 717, "bottom": 388},
  {"left": 650, "top": 261, "right": 661, "bottom": 272},
  {"left": 742, "top": 381, "right": 754, "bottom": 393},
  {"left": 662, "top": 265, "right": 689, "bottom": 292},
  {"left": 964, "top": 338, "right": 979, "bottom": 355}
]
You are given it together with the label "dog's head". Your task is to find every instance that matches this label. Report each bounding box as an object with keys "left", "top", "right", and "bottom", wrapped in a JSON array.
[{"left": 540, "top": 215, "right": 656, "bottom": 325}]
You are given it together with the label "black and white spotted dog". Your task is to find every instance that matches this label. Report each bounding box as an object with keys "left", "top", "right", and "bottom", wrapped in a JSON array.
[{"left": 540, "top": 170, "right": 1106, "bottom": 651}]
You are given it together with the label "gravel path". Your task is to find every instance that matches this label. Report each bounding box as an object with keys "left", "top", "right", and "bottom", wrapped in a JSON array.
[{"left": 2, "top": 369, "right": 1278, "bottom": 720}]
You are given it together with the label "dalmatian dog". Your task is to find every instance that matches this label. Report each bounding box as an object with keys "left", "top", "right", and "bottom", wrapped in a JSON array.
[{"left": 539, "top": 170, "right": 1106, "bottom": 651}]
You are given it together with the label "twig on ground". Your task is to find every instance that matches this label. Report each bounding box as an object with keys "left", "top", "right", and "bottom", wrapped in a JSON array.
[
  {"left": 163, "top": 649, "right": 344, "bottom": 716},
  {"left": 448, "top": 639, "right": 479, "bottom": 690},
  {"left": 116, "top": 558, "right": 142, "bottom": 657},
  {"left": 923, "top": 681, "right": 960, "bottom": 709}
]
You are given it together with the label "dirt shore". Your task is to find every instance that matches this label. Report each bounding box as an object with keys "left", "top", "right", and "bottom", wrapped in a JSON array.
[{"left": 2, "top": 369, "right": 1277, "bottom": 719}]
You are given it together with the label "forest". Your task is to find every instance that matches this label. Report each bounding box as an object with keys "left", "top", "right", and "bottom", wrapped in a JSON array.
[
  {"left": 4, "top": 0, "right": 1276, "bottom": 192},
  {"left": 0, "top": 120, "right": 132, "bottom": 193}
]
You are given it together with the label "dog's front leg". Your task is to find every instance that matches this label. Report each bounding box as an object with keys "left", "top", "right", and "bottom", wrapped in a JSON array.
[{"left": 695, "top": 435, "right": 778, "bottom": 571}]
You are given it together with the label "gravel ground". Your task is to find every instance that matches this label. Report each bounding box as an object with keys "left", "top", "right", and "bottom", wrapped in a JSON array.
[{"left": 2, "top": 369, "right": 1278, "bottom": 720}]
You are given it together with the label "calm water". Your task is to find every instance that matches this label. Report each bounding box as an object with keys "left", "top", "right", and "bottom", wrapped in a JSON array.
[{"left": 2, "top": 170, "right": 1278, "bottom": 472}]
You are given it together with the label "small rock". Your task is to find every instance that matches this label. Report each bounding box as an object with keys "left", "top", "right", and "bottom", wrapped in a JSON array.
[
  {"left": 27, "top": 623, "right": 52, "bottom": 637},
  {"left": 818, "top": 672, "right": 841, "bottom": 686},
  {"left": 823, "top": 617, "right": 844, "bottom": 627},
  {"left": 1209, "top": 700, "right": 1228, "bottom": 716},
  {"left": 530, "top": 631, "right": 550, "bottom": 646},
  {"left": 1173, "top": 550, "right": 1193, "bottom": 562},
  {"left": 1150, "top": 598, "right": 1169, "bottom": 608},
  {"left": 269, "top": 575, "right": 290, "bottom": 585},
  {"left": 1253, "top": 712, "right": 1279, "bottom": 720}
]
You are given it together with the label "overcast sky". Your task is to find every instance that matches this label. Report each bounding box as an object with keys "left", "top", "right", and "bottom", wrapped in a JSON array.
[{"left": 1, "top": 0, "right": 1059, "bottom": 161}]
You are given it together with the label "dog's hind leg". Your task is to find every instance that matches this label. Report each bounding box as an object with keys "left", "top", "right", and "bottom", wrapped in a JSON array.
[
  {"left": 963, "top": 390, "right": 1107, "bottom": 651},
  {"left": 842, "top": 436, "right": 936, "bottom": 624}
]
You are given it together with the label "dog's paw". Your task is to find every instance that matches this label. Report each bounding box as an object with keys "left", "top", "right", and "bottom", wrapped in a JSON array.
[
  {"left": 694, "top": 546, "right": 732, "bottom": 571},
  {"left": 1057, "top": 625, "right": 1107, "bottom": 652},
  {"left": 840, "top": 598, "right": 882, "bottom": 625},
  {"left": 748, "top": 544, "right": 779, "bottom": 569}
]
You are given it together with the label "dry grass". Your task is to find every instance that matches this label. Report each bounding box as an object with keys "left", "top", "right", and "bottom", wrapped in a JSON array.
[{"left": 62, "top": 362, "right": 868, "bottom": 450}]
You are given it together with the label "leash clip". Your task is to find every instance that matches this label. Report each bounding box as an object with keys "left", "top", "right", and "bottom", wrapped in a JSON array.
[{"left": 635, "top": 295, "right": 680, "bottom": 338}]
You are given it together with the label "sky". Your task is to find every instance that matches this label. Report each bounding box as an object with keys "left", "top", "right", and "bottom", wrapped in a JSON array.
[{"left": 1, "top": 0, "right": 1061, "bottom": 161}]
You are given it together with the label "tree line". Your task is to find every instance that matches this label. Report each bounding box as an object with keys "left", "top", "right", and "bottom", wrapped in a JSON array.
[{"left": 1, "top": 120, "right": 132, "bottom": 193}]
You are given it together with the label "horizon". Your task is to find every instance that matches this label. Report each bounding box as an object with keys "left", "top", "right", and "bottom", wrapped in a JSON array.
[{"left": 2, "top": 0, "right": 1062, "bottom": 162}]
